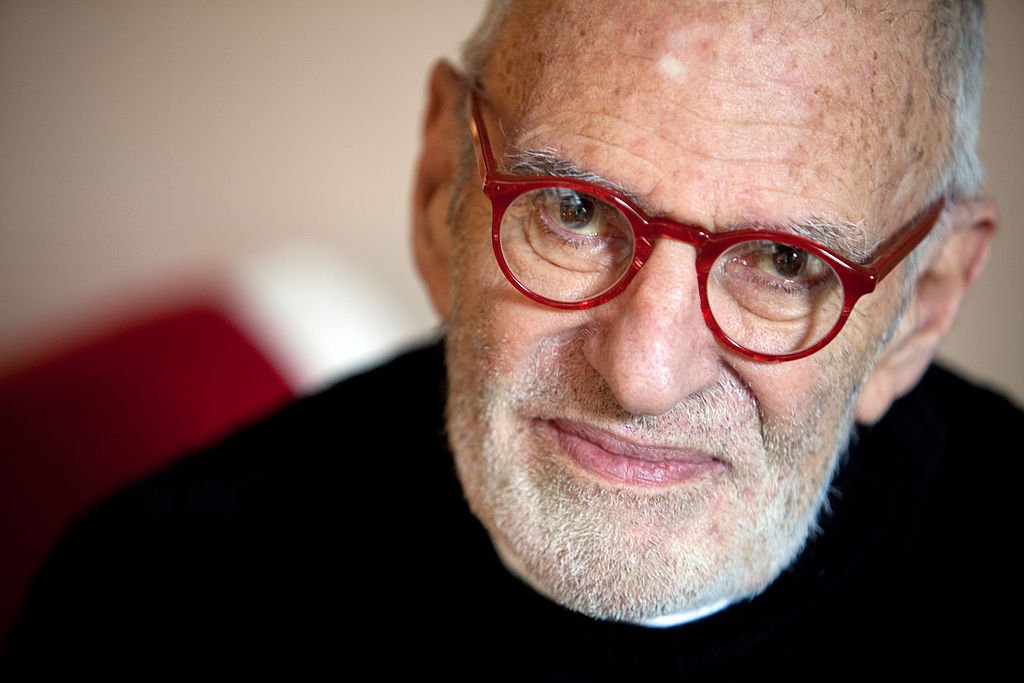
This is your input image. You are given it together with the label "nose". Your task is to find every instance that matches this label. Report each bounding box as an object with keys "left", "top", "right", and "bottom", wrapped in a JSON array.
[{"left": 582, "top": 239, "right": 722, "bottom": 417}]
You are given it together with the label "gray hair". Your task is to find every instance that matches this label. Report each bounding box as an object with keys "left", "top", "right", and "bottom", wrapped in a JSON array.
[
  {"left": 928, "top": 0, "right": 986, "bottom": 204},
  {"left": 461, "top": 0, "right": 512, "bottom": 88}
]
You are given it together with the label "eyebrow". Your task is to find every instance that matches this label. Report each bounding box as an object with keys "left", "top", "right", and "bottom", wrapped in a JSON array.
[
  {"left": 502, "top": 146, "right": 873, "bottom": 263},
  {"left": 750, "top": 216, "right": 873, "bottom": 263},
  {"left": 503, "top": 146, "right": 643, "bottom": 203}
]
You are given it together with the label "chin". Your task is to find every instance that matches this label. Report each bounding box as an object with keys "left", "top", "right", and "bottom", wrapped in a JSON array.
[{"left": 447, "top": 399, "right": 839, "bottom": 624}]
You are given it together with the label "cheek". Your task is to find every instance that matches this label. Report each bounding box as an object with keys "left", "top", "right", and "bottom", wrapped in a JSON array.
[
  {"left": 733, "top": 351, "right": 831, "bottom": 425},
  {"left": 834, "top": 273, "right": 907, "bottom": 369},
  {"left": 737, "top": 276, "right": 905, "bottom": 433},
  {"left": 450, "top": 206, "right": 591, "bottom": 377},
  {"left": 463, "top": 298, "right": 590, "bottom": 379}
]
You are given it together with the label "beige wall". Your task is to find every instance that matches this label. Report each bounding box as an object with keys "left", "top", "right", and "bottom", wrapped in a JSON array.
[
  {"left": 940, "top": 0, "right": 1024, "bottom": 405},
  {"left": 1, "top": 1, "right": 1021, "bottom": 404}
]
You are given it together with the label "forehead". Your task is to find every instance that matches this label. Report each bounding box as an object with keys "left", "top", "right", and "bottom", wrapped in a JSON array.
[{"left": 482, "top": 0, "right": 945, "bottom": 235}]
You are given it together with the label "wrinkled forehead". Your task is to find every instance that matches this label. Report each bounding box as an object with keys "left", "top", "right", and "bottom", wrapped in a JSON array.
[{"left": 481, "top": 0, "right": 946, "bottom": 229}]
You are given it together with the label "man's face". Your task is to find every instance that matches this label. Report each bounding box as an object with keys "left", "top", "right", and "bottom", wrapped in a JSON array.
[{"left": 441, "top": 1, "right": 942, "bottom": 622}]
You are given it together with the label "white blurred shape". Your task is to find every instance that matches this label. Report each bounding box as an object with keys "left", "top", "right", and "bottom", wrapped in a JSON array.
[{"left": 227, "top": 245, "right": 438, "bottom": 394}]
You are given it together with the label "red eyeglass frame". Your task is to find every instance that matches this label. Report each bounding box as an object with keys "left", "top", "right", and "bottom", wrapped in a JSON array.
[{"left": 468, "top": 90, "right": 946, "bottom": 362}]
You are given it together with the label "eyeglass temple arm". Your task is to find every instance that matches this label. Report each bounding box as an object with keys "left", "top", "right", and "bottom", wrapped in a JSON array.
[
  {"left": 864, "top": 197, "right": 946, "bottom": 281},
  {"left": 468, "top": 91, "right": 494, "bottom": 185}
]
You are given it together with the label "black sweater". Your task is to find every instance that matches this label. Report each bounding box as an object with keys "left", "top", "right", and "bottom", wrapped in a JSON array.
[{"left": 3, "top": 342, "right": 1021, "bottom": 680}]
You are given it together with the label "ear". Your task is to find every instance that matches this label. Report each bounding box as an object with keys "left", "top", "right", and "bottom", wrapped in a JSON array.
[
  {"left": 412, "top": 60, "right": 464, "bottom": 320},
  {"left": 856, "top": 198, "right": 997, "bottom": 424}
]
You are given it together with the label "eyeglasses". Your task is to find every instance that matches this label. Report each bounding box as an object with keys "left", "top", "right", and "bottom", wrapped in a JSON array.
[{"left": 468, "top": 91, "right": 945, "bottom": 362}]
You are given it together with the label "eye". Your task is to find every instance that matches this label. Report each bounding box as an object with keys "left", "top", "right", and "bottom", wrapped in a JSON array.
[
  {"left": 558, "top": 192, "right": 595, "bottom": 230},
  {"left": 770, "top": 244, "right": 813, "bottom": 280},
  {"left": 540, "top": 189, "right": 602, "bottom": 237},
  {"left": 723, "top": 241, "right": 830, "bottom": 287},
  {"left": 497, "top": 184, "right": 634, "bottom": 294},
  {"left": 710, "top": 238, "right": 845, "bottom": 334}
]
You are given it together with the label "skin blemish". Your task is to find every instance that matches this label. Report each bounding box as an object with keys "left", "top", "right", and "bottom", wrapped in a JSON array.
[
  {"left": 658, "top": 54, "right": 688, "bottom": 82},
  {"left": 657, "top": 25, "right": 719, "bottom": 84}
]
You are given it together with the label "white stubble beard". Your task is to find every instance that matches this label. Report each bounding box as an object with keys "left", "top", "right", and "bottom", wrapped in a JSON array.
[{"left": 444, "top": 320, "right": 860, "bottom": 624}]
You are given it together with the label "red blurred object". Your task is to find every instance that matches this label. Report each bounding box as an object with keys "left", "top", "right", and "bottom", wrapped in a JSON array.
[{"left": 0, "top": 299, "right": 294, "bottom": 644}]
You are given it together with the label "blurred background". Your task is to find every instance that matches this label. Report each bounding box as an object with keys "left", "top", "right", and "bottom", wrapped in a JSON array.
[{"left": 1, "top": 0, "right": 1021, "bottom": 643}]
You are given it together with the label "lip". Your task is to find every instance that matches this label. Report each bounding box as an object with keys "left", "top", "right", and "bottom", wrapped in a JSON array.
[{"left": 545, "top": 419, "right": 727, "bottom": 487}]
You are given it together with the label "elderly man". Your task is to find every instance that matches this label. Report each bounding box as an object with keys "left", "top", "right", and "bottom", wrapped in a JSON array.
[{"left": 3, "top": 0, "right": 1019, "bottom": 678}]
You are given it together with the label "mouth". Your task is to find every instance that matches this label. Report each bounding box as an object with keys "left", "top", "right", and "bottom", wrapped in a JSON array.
[{"left": 544, "top": 419, "right": 728, "bottom": 487}]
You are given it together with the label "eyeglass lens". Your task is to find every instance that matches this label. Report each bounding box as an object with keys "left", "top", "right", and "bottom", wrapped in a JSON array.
[{"left": 497, "top": 186, "right": 847, "bottom": 356}]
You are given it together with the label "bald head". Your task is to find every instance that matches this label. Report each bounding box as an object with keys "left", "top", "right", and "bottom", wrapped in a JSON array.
[{"left": 462, "top": 0, "right": 985, "bottom": 206}]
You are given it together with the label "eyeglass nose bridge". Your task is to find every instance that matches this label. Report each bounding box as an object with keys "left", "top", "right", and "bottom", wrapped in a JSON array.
[
  {"left": 617, "top": 209, "right": 717, "bottom": 287},
  {"left": 578, "top": 213, "right": 724, "bottom": 354}
]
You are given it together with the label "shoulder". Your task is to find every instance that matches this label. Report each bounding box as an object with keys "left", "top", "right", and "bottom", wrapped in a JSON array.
[
  {"left": 857, "top": 362, "right": 1022, "bottom": 534},
  {"left": 1, "top": 340, "right": 456, "bottom": 674},
  {"left": 870, "top": 363, "right": 1021, "bottom": 478},
  {"left": 91, "top": 337, "right": 448, "bottom": 530},
  {"left": 840, "top": 364, "right": 1022, "bottom": 669},
  {"left": 85, "top": 339, "right": 449, "bottom": 527},
  {"left": 913, "top": 363, "right": 1021, "bottom": 428}
]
